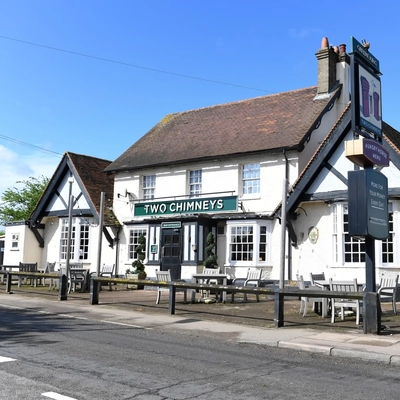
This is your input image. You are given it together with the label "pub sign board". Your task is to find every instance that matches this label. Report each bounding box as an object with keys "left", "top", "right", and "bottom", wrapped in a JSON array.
[
  {"left": 348, "top": 169, "right": 389, "bottom": 240},
  {"left": 350, "top": 36, "right": 382, "bottom": 140},
  {"left": 134, "top": 195, "right": 238, "bottom": 217}
]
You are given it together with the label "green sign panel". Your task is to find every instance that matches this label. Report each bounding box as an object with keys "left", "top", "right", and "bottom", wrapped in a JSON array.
[
  {"left": 135, "top": 195, "right": 238, "bottom": 217},
  {"left": 161, "top": 222, "right": 181, "bottom": 229}
]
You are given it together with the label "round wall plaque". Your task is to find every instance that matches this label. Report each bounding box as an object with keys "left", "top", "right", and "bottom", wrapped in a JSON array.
[{"left": 308, "top": 226, "right": 319, "bottom": 244}]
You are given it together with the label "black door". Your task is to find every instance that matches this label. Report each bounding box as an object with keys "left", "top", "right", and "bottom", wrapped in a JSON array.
[{"left": 161, "top": 229, "right": 181, "bottom": 280}]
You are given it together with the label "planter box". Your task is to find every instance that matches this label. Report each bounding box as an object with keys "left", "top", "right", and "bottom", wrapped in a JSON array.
[{"left": 126, "top": 273, "right": 146, "bottom": 290}]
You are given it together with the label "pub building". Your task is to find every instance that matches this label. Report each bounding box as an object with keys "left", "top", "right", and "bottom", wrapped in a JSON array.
[{"left": 4, "top": 37, "right": 400, "bottom": 284}]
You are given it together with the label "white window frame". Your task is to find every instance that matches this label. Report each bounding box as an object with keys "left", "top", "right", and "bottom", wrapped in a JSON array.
[
  {"left": 128, "top": 227, "right": 148, "bottom": 261},
  {"left": 11, "top": 233, "right": 19, "bottom": 250},
  {"left": 59, "top": 217, "right": 92, "bottom": 262},
  {"left": 189, "top": 169, "right": 202, "bottom": 198},
  {"left": 332, "top": 202, "right": 397, "bottom": 267},
  {"left": 226, "top": 220, "right": 271, "bottom": 267},
  {"left": 379, "top": 202, "right": 397, "bottom": 266},
  {"left": 241, "top": 163, "right": 260, "bottom": 197},
  {"left": 142, "top": 175, "right": 156, "bottom": 200}
]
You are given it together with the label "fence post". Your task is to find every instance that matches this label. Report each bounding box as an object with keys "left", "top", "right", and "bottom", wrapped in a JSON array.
[
  {"left": 274, "top": 287, "right": 284, "bottom": 327},
  {"left": 5, "top": 272, "right": 12, "bottom": 293},
  {"left": 363, "top": 292, "right": 381, "bottom": 334},
  {"left": 169, "top": 283, "right": 176, "bottom": 314},
  {"left": 59, "top": 274, "right": 67, "bottom": 301},
  {"left": 90, "top": 277, "right": 99, "bottom": 305}
]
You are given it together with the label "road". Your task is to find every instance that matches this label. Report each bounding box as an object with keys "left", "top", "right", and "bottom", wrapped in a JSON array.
[{"left": 1, "top": 303, "right": 400, "bottom": 399}]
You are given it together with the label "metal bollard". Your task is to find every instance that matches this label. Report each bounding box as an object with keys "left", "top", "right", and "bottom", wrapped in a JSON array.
[
  {"left": 90, "top": 277, "right": 99, "bottom": 305},
  {"left": 59, "top": 274, "right": 68, "bottom": 301},
  {"left": 5, "top": 272, "right": 12, "bottom": 293},
  {"left": 169, "top": 282, "right": 176, "bottom": 315},
  {"left": 274, "top": 288, "right": 284, "bottom": 327}
]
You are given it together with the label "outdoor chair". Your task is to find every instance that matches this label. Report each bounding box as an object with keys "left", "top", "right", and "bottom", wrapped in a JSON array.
[
  {"left": 309, "top": 272, "right": 326, "bottom": 313},
  {"left": 201, "top": 267, "right": 221, "bottom": 298},
  {"left": 34, "top": 263, "right": 47, "bottom": 287},
  {"left": 18, "top": 262, "right": 38, "bottom": 287},
  {"left": 48, "top": 262, "right": 59, "bottom": 291},
  {"left": 231, "top": 268, "right": 262, "bottom": 303},
  {"left": 33, "top": 261, "right": 55, "bottom": 287},
  {"left": 69, "top": 263, "right": 86, "bottom": 293},
  {"left": 99, "top": 264, "right": 115, "bottom": 291},
  {"left": 297, "top": 274, "right": 324, "bottom": 317},
  {"left": 378, "top": 272, "right": 399, "bottom": 314},
  {"left": 155, "top": 269, "right": 187, "bottom": 304},
  {"left": 310, "top": 272, "right": 325, "bottom": 285},
  {"left": 329, "top": 278, "right": 361, "bottom": 325}
]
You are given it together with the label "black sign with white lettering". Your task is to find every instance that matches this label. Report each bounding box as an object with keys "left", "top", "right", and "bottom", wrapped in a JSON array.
[{"left": 348, "top": 169, "right": 389, "bottom": 240}]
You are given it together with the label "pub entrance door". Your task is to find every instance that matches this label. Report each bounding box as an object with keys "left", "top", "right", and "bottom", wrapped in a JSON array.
[{"left": 161, "top": 228, "right": 181, "bottom": 280}]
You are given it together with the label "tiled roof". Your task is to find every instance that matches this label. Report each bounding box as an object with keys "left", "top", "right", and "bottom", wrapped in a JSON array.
[
  {"left": 383, "top": 121, "right": 400, "bottom": 156},
  {"left": 274, "top": 106, "right": 400, "bottom": 218},
  {"left": 105, "top": 86, "right": 339, "bottom": 173},
  {"left": 67, "top": 152, "right": 119, "bottom": 226}
]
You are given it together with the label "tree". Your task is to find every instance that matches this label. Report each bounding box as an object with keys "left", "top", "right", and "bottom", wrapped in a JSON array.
[
  {"left": 0, "top": 176, "right": 49, "bottom": 225},
  {"left": 203, "top": 231, "right": 218, "bottom": 269}
]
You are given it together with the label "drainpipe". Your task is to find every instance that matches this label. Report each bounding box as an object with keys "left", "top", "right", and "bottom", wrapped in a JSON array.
[
  {"left": 114, "top": 227, "right": 121, "bottom": 277},
  {"left": 284, "top": 152, "right": 292, "bottom": 282},
  {"left": 279, "top": 150, "right": 289, "bottom": 289}
]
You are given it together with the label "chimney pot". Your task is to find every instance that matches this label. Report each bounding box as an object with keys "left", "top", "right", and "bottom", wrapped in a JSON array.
[{"left": 321, "top": 37, "right": 329, "bottom": 49}]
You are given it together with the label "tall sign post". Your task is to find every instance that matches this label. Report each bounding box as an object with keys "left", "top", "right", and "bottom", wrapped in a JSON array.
[{"left": 346, "top": 37, "right": 387, "bottom": 333}]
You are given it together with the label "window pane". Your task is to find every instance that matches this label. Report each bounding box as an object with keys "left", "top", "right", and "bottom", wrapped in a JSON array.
[
  {"left": 259, "top": 226, "right": 267, "bottom": 261},
  {"left": 128, "top": 229, "right": 147, "bottom": 260},
  {"left": 59, "top": 217, "right": 88, "bottom": 261},
  {"left": 382, "top": 208, "right": 394, "bottom": 264},
  {"left": 230, "top": 225, "right": 254, "bottom": 262},
  {"left": 242, "top": 164, "right": 260, "bottom": 195},
  {"left": 189, "top": 170, "right": 202, "bottom": 197},
  {"left": 343, "top": 206, "right": 365, "bottom": 263},
  {"left": 143, "top": 175, "right": 155, "bottom": 200}
]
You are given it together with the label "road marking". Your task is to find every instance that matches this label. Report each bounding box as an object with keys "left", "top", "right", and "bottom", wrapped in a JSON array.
[
  {"left": 0, "top": 356, "right": 16, "bottom": 363},
  {"left": 58, "top": 314, "right": 88, "bottom": 320},
  {"left": 100, "top": 320, "right": 151, "bottom": 329},
  {"left": 42, "top": 392, "right": 77, "bottom": 400}
]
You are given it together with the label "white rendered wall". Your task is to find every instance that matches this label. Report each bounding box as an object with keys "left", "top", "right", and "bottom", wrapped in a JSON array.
[{"left": 4, "top": 224, "right": 43, "bottom": 266}]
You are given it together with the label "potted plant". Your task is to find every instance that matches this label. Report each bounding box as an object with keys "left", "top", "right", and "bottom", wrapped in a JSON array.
[
  {"left": 203, "top": 231, "right": 218, "bottom": 269},
  {"left": 126, "top": 234, "right": 147, "bottom": 289}
]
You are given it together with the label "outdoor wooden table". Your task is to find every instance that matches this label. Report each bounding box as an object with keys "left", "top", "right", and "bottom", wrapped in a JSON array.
[{"left": 191, "top": 273, "right": 228, "bottom": 303}]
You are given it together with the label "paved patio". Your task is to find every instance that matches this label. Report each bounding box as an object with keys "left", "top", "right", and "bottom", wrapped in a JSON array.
[{"left": 2, "top": 282, "right": 400, "bottom": 335}]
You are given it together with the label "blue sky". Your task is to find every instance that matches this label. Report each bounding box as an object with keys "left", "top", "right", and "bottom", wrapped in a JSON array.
[{"left": 0, "top": 0, "right": 399, "bottom": 200}]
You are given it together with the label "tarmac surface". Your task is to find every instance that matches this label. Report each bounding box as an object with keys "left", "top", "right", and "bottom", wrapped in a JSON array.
[{"left": 2, "top": 283, "right": 400, "bottom": 366}]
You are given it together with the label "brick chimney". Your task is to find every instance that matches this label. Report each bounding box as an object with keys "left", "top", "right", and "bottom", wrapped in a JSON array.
[{"left": 315, "top": 37, "right": 339, "bottom": 96}]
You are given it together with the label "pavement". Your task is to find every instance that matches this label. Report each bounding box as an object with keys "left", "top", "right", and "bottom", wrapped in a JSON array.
[{"left": 2, "top": 283, "right": 400, "bottom": 366}]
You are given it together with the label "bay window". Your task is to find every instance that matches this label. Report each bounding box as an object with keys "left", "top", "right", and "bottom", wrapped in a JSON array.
[
  {"left": 227, "top": 220, "right": 271, "bottom": 266},
  {"left": 332, "top": 202, "right": 395, "bottom": 265},
  {"left": 60, "top": 217, "right": 91, "bottom": 261}
]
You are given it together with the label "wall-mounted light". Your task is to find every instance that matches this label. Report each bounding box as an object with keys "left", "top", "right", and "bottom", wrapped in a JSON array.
[{"left": 192, "top": 244, "right": 198, "bottom": 252}]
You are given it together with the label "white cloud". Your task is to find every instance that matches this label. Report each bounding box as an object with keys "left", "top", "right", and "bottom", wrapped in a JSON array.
[
  {"left": 0, "top": 145, "right": 60, "bottom": 197},
  {"left": 288, "top": 28, "right": 321, "bottom": 40}
]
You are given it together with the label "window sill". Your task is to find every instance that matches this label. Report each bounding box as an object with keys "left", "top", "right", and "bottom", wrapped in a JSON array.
[{"left": 239, "top": 195, "right": 261, "bottom": 201}]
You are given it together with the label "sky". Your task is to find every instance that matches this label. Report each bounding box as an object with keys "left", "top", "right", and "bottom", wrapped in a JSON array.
[{"left": 1, "top": 0, "right": 399, "bottom": 201}]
